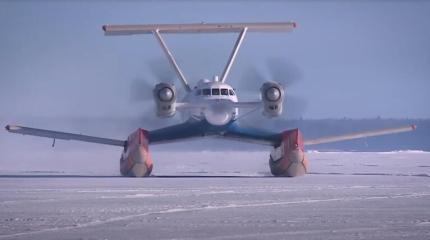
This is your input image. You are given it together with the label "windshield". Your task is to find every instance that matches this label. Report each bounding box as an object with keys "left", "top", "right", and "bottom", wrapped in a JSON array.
[
  {"left": 212, "top": 89, "right": 220, "bottom": 95},
  {"left": 202, "top": 89, "right": 211, "bottom": 96}
]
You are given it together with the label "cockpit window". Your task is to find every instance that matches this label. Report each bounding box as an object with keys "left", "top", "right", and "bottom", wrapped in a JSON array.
[
  {"left": 221, "top": 88, "right": 228, "bottom": 96},
  {"left": 229, "top": 89, "right": 235, "bottom": 96},
  {"left": 212, "top": 88, "right": 220, "bottom": 95},
  {"left": 202, "top": 89, "right": 211, "bottom": 96}
]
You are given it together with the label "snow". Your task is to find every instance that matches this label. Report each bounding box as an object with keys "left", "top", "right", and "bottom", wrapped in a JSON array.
[{"left": 0, "top": 151, "right": 429, "bottom": 240}]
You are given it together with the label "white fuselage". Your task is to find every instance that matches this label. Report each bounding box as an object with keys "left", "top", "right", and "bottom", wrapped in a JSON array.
[{"left": 181, "top": 79, "right": 239, "bottom": 126}]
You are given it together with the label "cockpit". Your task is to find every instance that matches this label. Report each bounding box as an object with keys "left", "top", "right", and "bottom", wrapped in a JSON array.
[{"left": 197, "top": 88, "right": 235, "bottom": 96}]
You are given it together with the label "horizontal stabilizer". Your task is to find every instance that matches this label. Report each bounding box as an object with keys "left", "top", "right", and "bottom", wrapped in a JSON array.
[
  {"left": 5, "top": 125, "right": 125, "bottom": 147},
  {"left": 304, "top": 125, "right": 416, "bottom": 146},
  {"left": 103, "top": 22, "right": 296, "bottom": 35}
]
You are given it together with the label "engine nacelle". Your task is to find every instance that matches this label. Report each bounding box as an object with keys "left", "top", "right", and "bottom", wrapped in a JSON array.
[
  {"left": 120, "top": 128, "right": 153, "bottom": 177},
  {"left": 260, "top": 82, "right": 284, "bottom": 117},
  {"left": 269, "top": 128, "right": 309, "bottom": 177},
  {"left": 153, "top": 83, "right": 176, "bottom": 118}
]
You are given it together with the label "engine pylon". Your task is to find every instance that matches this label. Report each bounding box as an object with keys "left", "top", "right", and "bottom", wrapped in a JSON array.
[
  {"left": 269, "top": 129, "right": 309, "bottom": 177},
  {"left": 120, "top": 129, "right": 153, "bottom": 177}
]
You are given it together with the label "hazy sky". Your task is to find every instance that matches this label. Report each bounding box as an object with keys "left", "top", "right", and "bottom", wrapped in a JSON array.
[
  {"left": 0, "top": 0, "right": 429, "bottom": 173},
  {"left": 0, "top": 0, "right": 429, "bottom": 121}
]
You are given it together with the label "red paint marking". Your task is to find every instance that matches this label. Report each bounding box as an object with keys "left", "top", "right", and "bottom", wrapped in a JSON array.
[
  {"left": 281, "top": 128, "right": 304, "bottom": 151},
  {"left": 120, "top": 128, "right": 153, "bottom": 176}
]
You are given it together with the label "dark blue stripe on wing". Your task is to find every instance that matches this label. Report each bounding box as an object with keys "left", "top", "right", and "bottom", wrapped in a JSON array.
[
  {"left": 148, "top": 120, "right": 282, "bottom": 146},
  {"left": 225, "top": 122, "right": 281, "bottom": 146}
]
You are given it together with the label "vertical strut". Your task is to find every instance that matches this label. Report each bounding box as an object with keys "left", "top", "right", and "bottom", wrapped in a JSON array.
[
  {"left": 220, "top": 27, "right": 248, "bottom": 83},
  {"left": 153, "top": 30, "right": 191, "bottom": 92}
]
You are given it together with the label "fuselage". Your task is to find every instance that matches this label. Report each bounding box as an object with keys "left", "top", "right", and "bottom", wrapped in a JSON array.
[{"left": 181, "top": 79, "right": 239, "bottom": 126}]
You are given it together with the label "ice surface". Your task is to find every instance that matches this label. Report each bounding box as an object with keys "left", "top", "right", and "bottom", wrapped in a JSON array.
[{"left": 0, "top": 152, "right": 429, "bottom": 240}]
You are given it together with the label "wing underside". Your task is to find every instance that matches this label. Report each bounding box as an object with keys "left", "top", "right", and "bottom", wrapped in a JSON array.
[
  {"left": 303, "top": 125, "right": 416, "bottom": 146},
  {"left": 220, "top": 124, "right": 417, "bottom": 147},
  {"left": 5, "top": 125, "right": 125, "bottom": 147},
  {"left": 5, "top": 123, "right": 416, "bottom": 148},
  {"left": 103, "top": 22, "right": 297, "bottom": 35}
]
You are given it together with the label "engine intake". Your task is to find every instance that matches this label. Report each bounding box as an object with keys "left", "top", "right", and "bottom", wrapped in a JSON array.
[
  {"left": 260, "top": 82, "right": 284, "bottom": 117},
  {"left": 153, "top": 83, "right": 176, "bottom": 117}
]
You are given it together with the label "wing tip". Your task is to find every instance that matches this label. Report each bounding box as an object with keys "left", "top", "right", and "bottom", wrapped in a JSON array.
[{"left": 5, "top": 125, "right": 21, "bottom": 132}]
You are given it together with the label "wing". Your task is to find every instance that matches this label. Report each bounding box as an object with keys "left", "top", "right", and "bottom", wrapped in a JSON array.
[
  {"left": 148, "top": 120, "right": 210, "bottom": 144},
  {"left": 222, "top": 123, "right": 280, "bottom": 146},
  {"left": 304, "top": 125, "right": 417, "bottom": 146},
  {"left": 221, "top": 123, "right": 416, "bottom": 147},
  {"left": 5, "top": 125, "right": 125, "bottom": 146},
  {"left": 232, "top": 101, "right": 262, "bottom": 109},
  {"left": 6, "top": 123, "right": 417, "bottom": 148},
  {"left": 103, "top": 22, "right": 296, "bottom": 35},
  {"left": 5, "top": 121, "right": 210, "bottom": 147},
  {"left": 176, "top": 101, "right": 262, "bottom": 110}
]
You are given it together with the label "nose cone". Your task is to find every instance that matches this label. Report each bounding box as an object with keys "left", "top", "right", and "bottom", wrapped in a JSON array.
[
  {"left": 204, "top": 103, "right": 233, "bottom": 126},
  {"left": 158, "top": 87, "right": 174, "bottom": 102},
  {"left": 265, "top": 87, "right": 281, "bottom": 101}
]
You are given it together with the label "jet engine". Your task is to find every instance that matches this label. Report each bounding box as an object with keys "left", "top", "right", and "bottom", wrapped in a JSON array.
[
  {"left": 269, "top": 128, "right": 309, "bottom": 177},
  {"left": 260, "top": 82, "right": 284, "bottom": 117},
  {"left": 153, "top": 83, "right": 176, "bottom": 117}
]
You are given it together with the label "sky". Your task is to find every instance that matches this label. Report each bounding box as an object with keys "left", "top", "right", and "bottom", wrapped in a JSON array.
[
  {"left": 0, "top": 0, "right": 429, "bottom": 172},
  {"left": 0, "top": 0, "right": 429, "bottom": 123}
]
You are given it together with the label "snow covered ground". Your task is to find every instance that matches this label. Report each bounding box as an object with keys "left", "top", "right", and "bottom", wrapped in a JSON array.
[{"left": 0, "top": 151, "right": 429, "bottom": 239}]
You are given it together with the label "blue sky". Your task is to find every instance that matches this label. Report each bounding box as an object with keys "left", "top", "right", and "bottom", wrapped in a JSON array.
[{"left": 0, "top": 0, "right": 429, "bottom": 120}]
